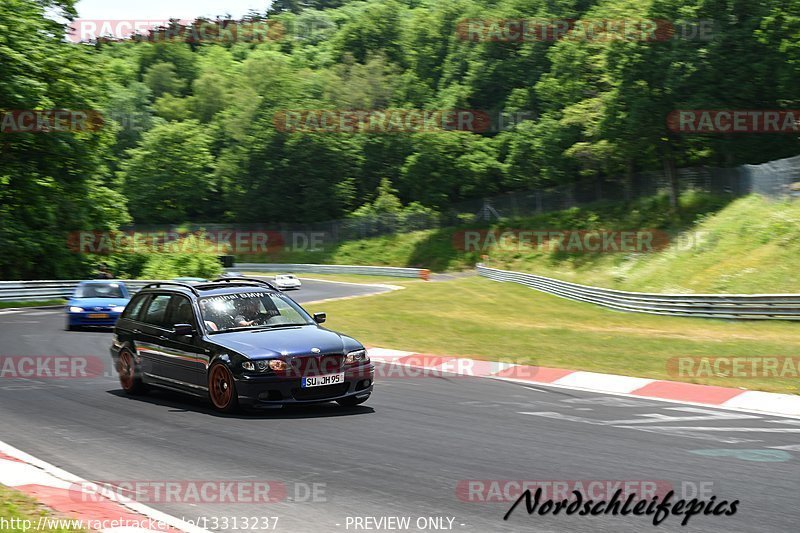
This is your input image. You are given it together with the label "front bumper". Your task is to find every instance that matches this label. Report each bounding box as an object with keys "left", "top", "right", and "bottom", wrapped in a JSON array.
[
  {"left": 67, "top": 311, "right": 122, "bottom": 327},
  {"left": 235, "top": 363, "right": 374, "bottom": 406}
]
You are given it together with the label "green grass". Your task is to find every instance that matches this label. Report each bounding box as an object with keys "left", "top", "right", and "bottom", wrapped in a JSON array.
[
  {"left": 0, "top": 300, "right": 64, "bottom": 309},
  {"left": 0, "top": 486, "right": 85, "bottom": 532},
  {"left": 310, "top": 276, "right": 800, "bottom": 395}
]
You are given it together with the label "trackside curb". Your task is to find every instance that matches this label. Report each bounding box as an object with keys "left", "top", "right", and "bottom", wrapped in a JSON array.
[
  {"left": 0, "top": 440, "right": 211, "bottom": 533},
  {"left": 366, "top": 348, "right": 800, "bottom": 418}
]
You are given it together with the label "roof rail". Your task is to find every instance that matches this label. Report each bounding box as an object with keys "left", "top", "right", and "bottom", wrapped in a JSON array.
[
  {"left": 140, "top": 281, "right": 200, "bottom": 296},
  {"left": 206, "top": 277, "right": 280, "bottom": 291}
]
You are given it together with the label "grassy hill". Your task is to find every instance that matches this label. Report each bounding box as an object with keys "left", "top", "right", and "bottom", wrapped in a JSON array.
[
  {"left": 246, "top": 193, "right": 800, "bottom": 294},
  {"left": 481, "top": 194, "right": 800, "bottom": 294}
]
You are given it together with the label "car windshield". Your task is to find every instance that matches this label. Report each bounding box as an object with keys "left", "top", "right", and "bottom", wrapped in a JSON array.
[
  {"left": 199, "top": 291, "right": 313, "bottom": 333},
  {"left": 74, "top": 283, "right": 125, "bottom": 298}
]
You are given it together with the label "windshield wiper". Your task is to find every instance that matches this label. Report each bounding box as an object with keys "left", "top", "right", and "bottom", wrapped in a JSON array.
[
  {"left": 248, "top": 323, "right": 310, "bottom": 331},
  {"left": 209, "top": 325, "right": 274, "bottom": 334},
  {"left": 210, "top": 323, "right": 312, "bottom": 334}
]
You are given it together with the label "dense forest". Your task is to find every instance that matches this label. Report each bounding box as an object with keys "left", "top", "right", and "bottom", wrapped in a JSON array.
[{"left": 2, "top": 0, "right": 800, "bottom": 278}]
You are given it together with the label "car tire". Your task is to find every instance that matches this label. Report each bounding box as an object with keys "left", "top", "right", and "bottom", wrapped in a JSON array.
[
  {"left": 208, "top": 363, "right": 239, "bottom": 413},
  {"left": 336, "top": 394, "right": 370, "bottom": 407},
  {"left": 66, "top": 324, "right": 79, "bottom": 331},
  {"left": 118, "top": 348, "right": 146, "bottom": 395}
]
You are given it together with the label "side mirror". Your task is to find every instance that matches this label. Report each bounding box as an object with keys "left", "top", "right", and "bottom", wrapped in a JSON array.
[
  {"left": 313, "top": 312, "right": 327, "bottom": 324},
  {"left": 173, "top": 324, "right": 195, "bottom": 336}
]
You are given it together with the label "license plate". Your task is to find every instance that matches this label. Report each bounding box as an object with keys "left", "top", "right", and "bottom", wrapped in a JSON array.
[
  {"left": 87, "top": 313, "right": 109, "bottom": 319},
  {"left": 302, "top": 373, "right": 344, "bottom": 388}
]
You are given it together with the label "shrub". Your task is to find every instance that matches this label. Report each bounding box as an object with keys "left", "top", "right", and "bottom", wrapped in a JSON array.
[{"left": 140, "top": 234, "right": 224, "bottom": 279}]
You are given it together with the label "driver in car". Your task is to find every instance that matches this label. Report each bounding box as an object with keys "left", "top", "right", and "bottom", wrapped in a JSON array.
[{"left": 233, "top": 298, "right": 269, "bottom": 327}]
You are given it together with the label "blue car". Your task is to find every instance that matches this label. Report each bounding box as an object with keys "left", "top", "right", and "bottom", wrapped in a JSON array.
[{"left": 66, "top": 280, "right": 131, "bottom": 330}]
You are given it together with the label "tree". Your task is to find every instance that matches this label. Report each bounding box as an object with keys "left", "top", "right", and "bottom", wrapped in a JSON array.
[
  {"left": 0, "top": 0, "right": 127, "bottom": 279},
  {"left": 120, "top": 121, "right": 217, "bottom": 223},
  {"left": 331, "top": 0, "right": 406, "bottom": 65},
  {"left": 144, "top": 62, "right": 187, "bottom": 98}
]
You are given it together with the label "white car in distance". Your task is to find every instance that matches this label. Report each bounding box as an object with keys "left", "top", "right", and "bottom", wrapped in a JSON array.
[{"left": 273, "top": 274, "right": 302, "bottom": 290}]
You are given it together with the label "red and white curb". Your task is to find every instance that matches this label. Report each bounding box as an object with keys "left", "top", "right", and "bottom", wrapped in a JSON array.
[
  {"left": 0, "top": 440, "right": 209, "bottom": 533},
  {"left": 367, "top": 348, "right": 800, "bottom": 418}
]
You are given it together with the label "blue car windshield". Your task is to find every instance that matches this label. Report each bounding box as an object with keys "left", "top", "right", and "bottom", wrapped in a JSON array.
[
  {"left": 74, "top": 283, "right": 125, "bottom": 298},
  {"left": 199, "top": 292, "right": 313, "bottom": 333}
]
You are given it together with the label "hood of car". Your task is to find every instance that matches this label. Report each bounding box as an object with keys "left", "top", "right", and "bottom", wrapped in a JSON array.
[
  {"left": 211, "top": 326, "right": 361, "bottom": 359},
  {"left": 68, "top": 297, "right": 130, "bottom": 309}
]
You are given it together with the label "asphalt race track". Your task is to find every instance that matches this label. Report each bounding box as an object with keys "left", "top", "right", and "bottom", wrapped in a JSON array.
[{"left": 0, "top": 279, "right": 798, "bottom": 533}]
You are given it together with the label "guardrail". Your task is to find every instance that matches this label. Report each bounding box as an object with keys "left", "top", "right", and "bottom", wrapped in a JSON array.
[
  {"left": 0, "top": 280, "right": 168, "bottom": 302},
  {"left": 477, "top": 265, "right": 800, "bottom": 320},
  {"left": 232, "top": 263, "right": 429, "bottom": 279},
  {"left": 0, "top": 264, "right": 430, "bottom": 302}
]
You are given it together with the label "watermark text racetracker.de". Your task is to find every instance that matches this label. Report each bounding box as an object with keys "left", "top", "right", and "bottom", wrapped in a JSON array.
[
  {"left": 0, "top": 110, "right": 103, "bottom": 133},
  {"left": 453, "top": 229, "right": 709, "bottom": 253},
  {"left": 668, "top": 356, "right": 800, "bottom": 378},
  {"left": 457, "top": 18, "right": 715, "bottom": 42},
  {"left": 0, "top": 356, "right": 106, "bottom": 379},
  {"left": 67, "top": 229, "right": 328, "bottom": 255},
  {"left": 273, "top": 109, "right": 533, "bottom": 134},
  {"left": 67, "top": 19, "right": 284, "bottom": 43},
  {"left": 668, "top": 110, "right": 800, "bottom": 134},
  {"left": 69, "top": 480, "right": 326, "bottom": 504}
]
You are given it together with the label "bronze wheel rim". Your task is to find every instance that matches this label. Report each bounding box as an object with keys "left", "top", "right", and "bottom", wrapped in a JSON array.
[
  {"left": 209, "top": 365, "right": 233, "bottom": 409},
  {"left": 119, "top": 351, "right": 134, "bottom": 391}
]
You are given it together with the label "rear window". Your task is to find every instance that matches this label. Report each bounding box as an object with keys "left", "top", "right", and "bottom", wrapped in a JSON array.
[{"left": 142, "top": 294, "right": 171, "bottom": 327}]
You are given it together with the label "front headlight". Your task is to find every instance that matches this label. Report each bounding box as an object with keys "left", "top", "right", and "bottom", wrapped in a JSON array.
[
  {"left": 69, "top": 306, "right": 84, "bottom": 313},
  {"left": 111, "top": 306, "right": 126, "bottom": 313},
  {"left": 268, "top": 360, "right": 288, "bottom": 371},
  {"left": 345, "top": 349, "right": 369, "bottom": 365},
  {"left": 242, "top": 360, "right": 288, "bottom": 372}
]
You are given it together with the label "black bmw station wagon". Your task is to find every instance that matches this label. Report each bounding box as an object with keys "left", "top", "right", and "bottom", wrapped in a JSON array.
[{"left": 110, "top": 279, "right": 374, "bottom": 412}]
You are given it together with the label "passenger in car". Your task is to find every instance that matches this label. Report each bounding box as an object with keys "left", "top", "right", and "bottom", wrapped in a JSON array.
[{"left": 199, "top": 299, "right": 222, "bottom": 331}]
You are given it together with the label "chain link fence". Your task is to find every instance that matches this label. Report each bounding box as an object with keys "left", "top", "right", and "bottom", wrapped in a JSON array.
[{"left": 469, "top": 154, "right": 800, "bottom": 222}]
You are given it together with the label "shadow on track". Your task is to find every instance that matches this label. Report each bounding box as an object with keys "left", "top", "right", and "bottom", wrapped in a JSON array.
[{"left": 106, "top": 389, "right": 374, "bottom": 419}]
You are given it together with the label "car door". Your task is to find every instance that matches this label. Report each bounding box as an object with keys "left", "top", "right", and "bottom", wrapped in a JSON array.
[
  {"left": 136, "top": 293, "right": 176, "bottom": 383},
  {"left": 116, "top": 292, "right": 150, "bottom": 348},
  {"left": 160, "top": 294, "right": 209, "bottom": 390}
]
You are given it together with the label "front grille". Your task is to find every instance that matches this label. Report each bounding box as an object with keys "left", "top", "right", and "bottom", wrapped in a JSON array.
[
  {"left": 292, "top": 383, "right": 348, "bottom": 401},
  {"left": 290, "top": 354, "right": 344, "bottom": 376}
]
